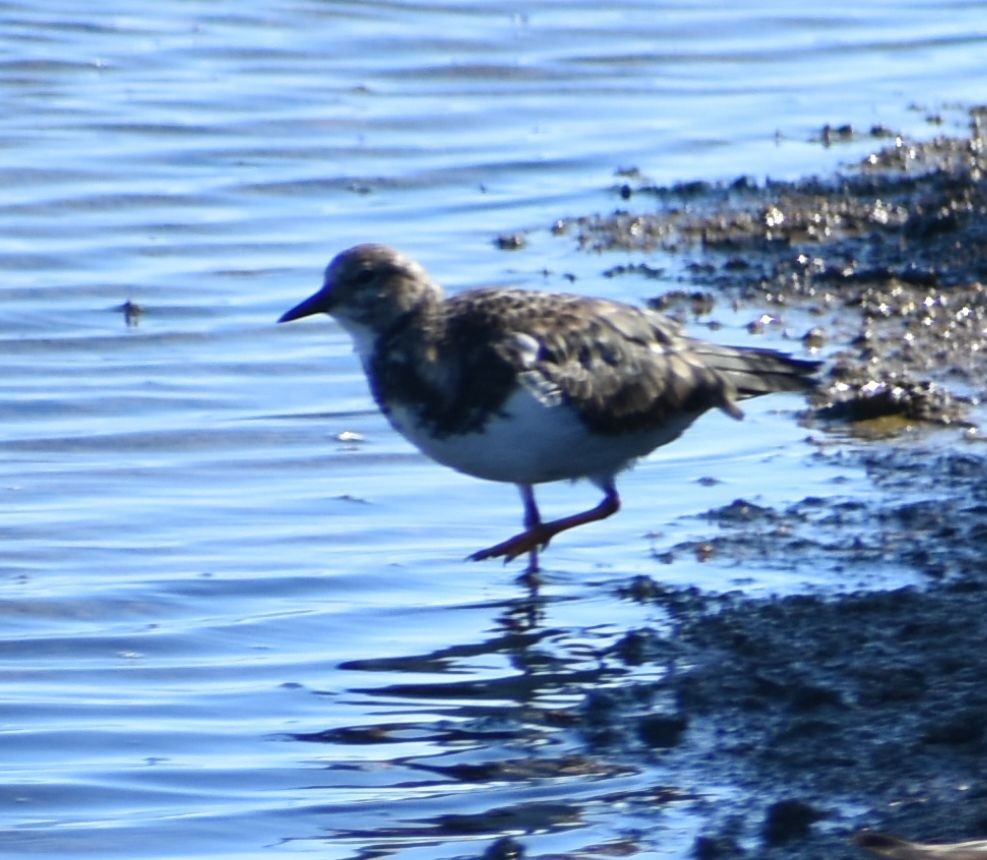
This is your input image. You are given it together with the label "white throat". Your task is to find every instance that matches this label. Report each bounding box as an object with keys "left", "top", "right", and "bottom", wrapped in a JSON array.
[{"left": 333, "top": 315, "right": 381, "bottom": 363}]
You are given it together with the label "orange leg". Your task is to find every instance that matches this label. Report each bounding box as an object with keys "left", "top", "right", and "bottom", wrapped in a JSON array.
[{"left": 470, "top": 482, "right": 620, "bottom": 571}]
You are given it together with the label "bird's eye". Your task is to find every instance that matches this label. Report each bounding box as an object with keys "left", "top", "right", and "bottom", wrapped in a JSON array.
[{"left": 351, "top": 269, "right": 375, "bottom": 286}]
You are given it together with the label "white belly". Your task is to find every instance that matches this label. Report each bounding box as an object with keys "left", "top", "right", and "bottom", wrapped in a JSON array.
[{"left": 386, "top": 387, "right": 698, "bottom": 486}]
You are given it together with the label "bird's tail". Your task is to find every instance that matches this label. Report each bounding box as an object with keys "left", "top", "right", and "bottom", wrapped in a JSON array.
[{"left": 692, "top": 342, "right": 821, "bottom": 401}]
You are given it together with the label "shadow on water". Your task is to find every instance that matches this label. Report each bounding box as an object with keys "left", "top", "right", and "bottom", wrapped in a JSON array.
[{"left": 285, "top": 592, "right": 703, "bottom": 858}]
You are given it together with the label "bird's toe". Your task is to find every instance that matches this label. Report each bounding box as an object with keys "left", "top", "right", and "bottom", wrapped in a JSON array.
[{"left": 469, "top": 528, "right": 549, "bottom": 564}]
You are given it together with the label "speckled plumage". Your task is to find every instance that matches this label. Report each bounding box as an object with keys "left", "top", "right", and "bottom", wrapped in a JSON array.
[
  {"left": 372, "top": 287, "right": 742, "bottom": 438},
  {"left": 279, "top": 243, "right": 819, "bottom": 576}
]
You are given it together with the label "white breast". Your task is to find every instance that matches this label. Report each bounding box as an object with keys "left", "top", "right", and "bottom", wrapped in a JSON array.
[{"left": 386, "top": 387, "right": 699, "bottom": 486}]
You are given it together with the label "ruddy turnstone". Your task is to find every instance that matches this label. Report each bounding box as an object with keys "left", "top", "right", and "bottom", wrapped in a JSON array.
[{"left": 279, "top": 244, "right": 818, "bottom": 575}]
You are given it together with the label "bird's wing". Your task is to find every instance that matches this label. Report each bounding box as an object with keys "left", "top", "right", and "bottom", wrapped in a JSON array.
[
  {"left": 528, "top": 297, "right": 741, "bottom": 434},
  {"left": 453, "top": 290, "right": 739, "bottom": 436}
]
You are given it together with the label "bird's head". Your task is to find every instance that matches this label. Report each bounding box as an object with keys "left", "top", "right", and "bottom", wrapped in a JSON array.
[{"left": 279, "top": 244, "right": 441, "bottom": 352}]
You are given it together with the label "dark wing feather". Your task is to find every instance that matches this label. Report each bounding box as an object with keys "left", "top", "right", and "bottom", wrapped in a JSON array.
[{"left": 688, "top": 341, "right": 820, "bottom": 399}]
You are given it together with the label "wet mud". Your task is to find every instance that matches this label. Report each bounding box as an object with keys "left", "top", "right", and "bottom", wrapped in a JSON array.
[{"left": 481, "top": 107, "right": 987, "bottom": 858}]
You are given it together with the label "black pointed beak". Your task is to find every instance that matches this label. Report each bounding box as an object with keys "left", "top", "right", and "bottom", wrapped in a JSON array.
[{"left": 278, "top": 287, "right": 331, "bottom": 323}]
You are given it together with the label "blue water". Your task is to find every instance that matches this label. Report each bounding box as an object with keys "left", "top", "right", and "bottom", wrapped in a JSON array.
[{"left": 1, "top": 1, "right": 984, "bottom": 857}]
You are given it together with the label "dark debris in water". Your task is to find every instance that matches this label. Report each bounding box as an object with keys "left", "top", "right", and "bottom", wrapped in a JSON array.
[
  {"left": 482, "top": 836, "right": 525, "bottom": 860},
  {"left": 762, "top": 799, "right": 825, "bottom": 846},
  {"left": 494, "top": 232, "right": 529, "bottom": 251},
  {"left": 602, "top": 261, "right": 666, "bottom": 280},
  {"left": 813, "top": 371, "right": 974, "bottom": 430},
  {"left": 115, "top": 299, "right": 143, "bottom": 327},
  {"left": 646, "top": 288, "right": 717, "bottom": 319}
]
